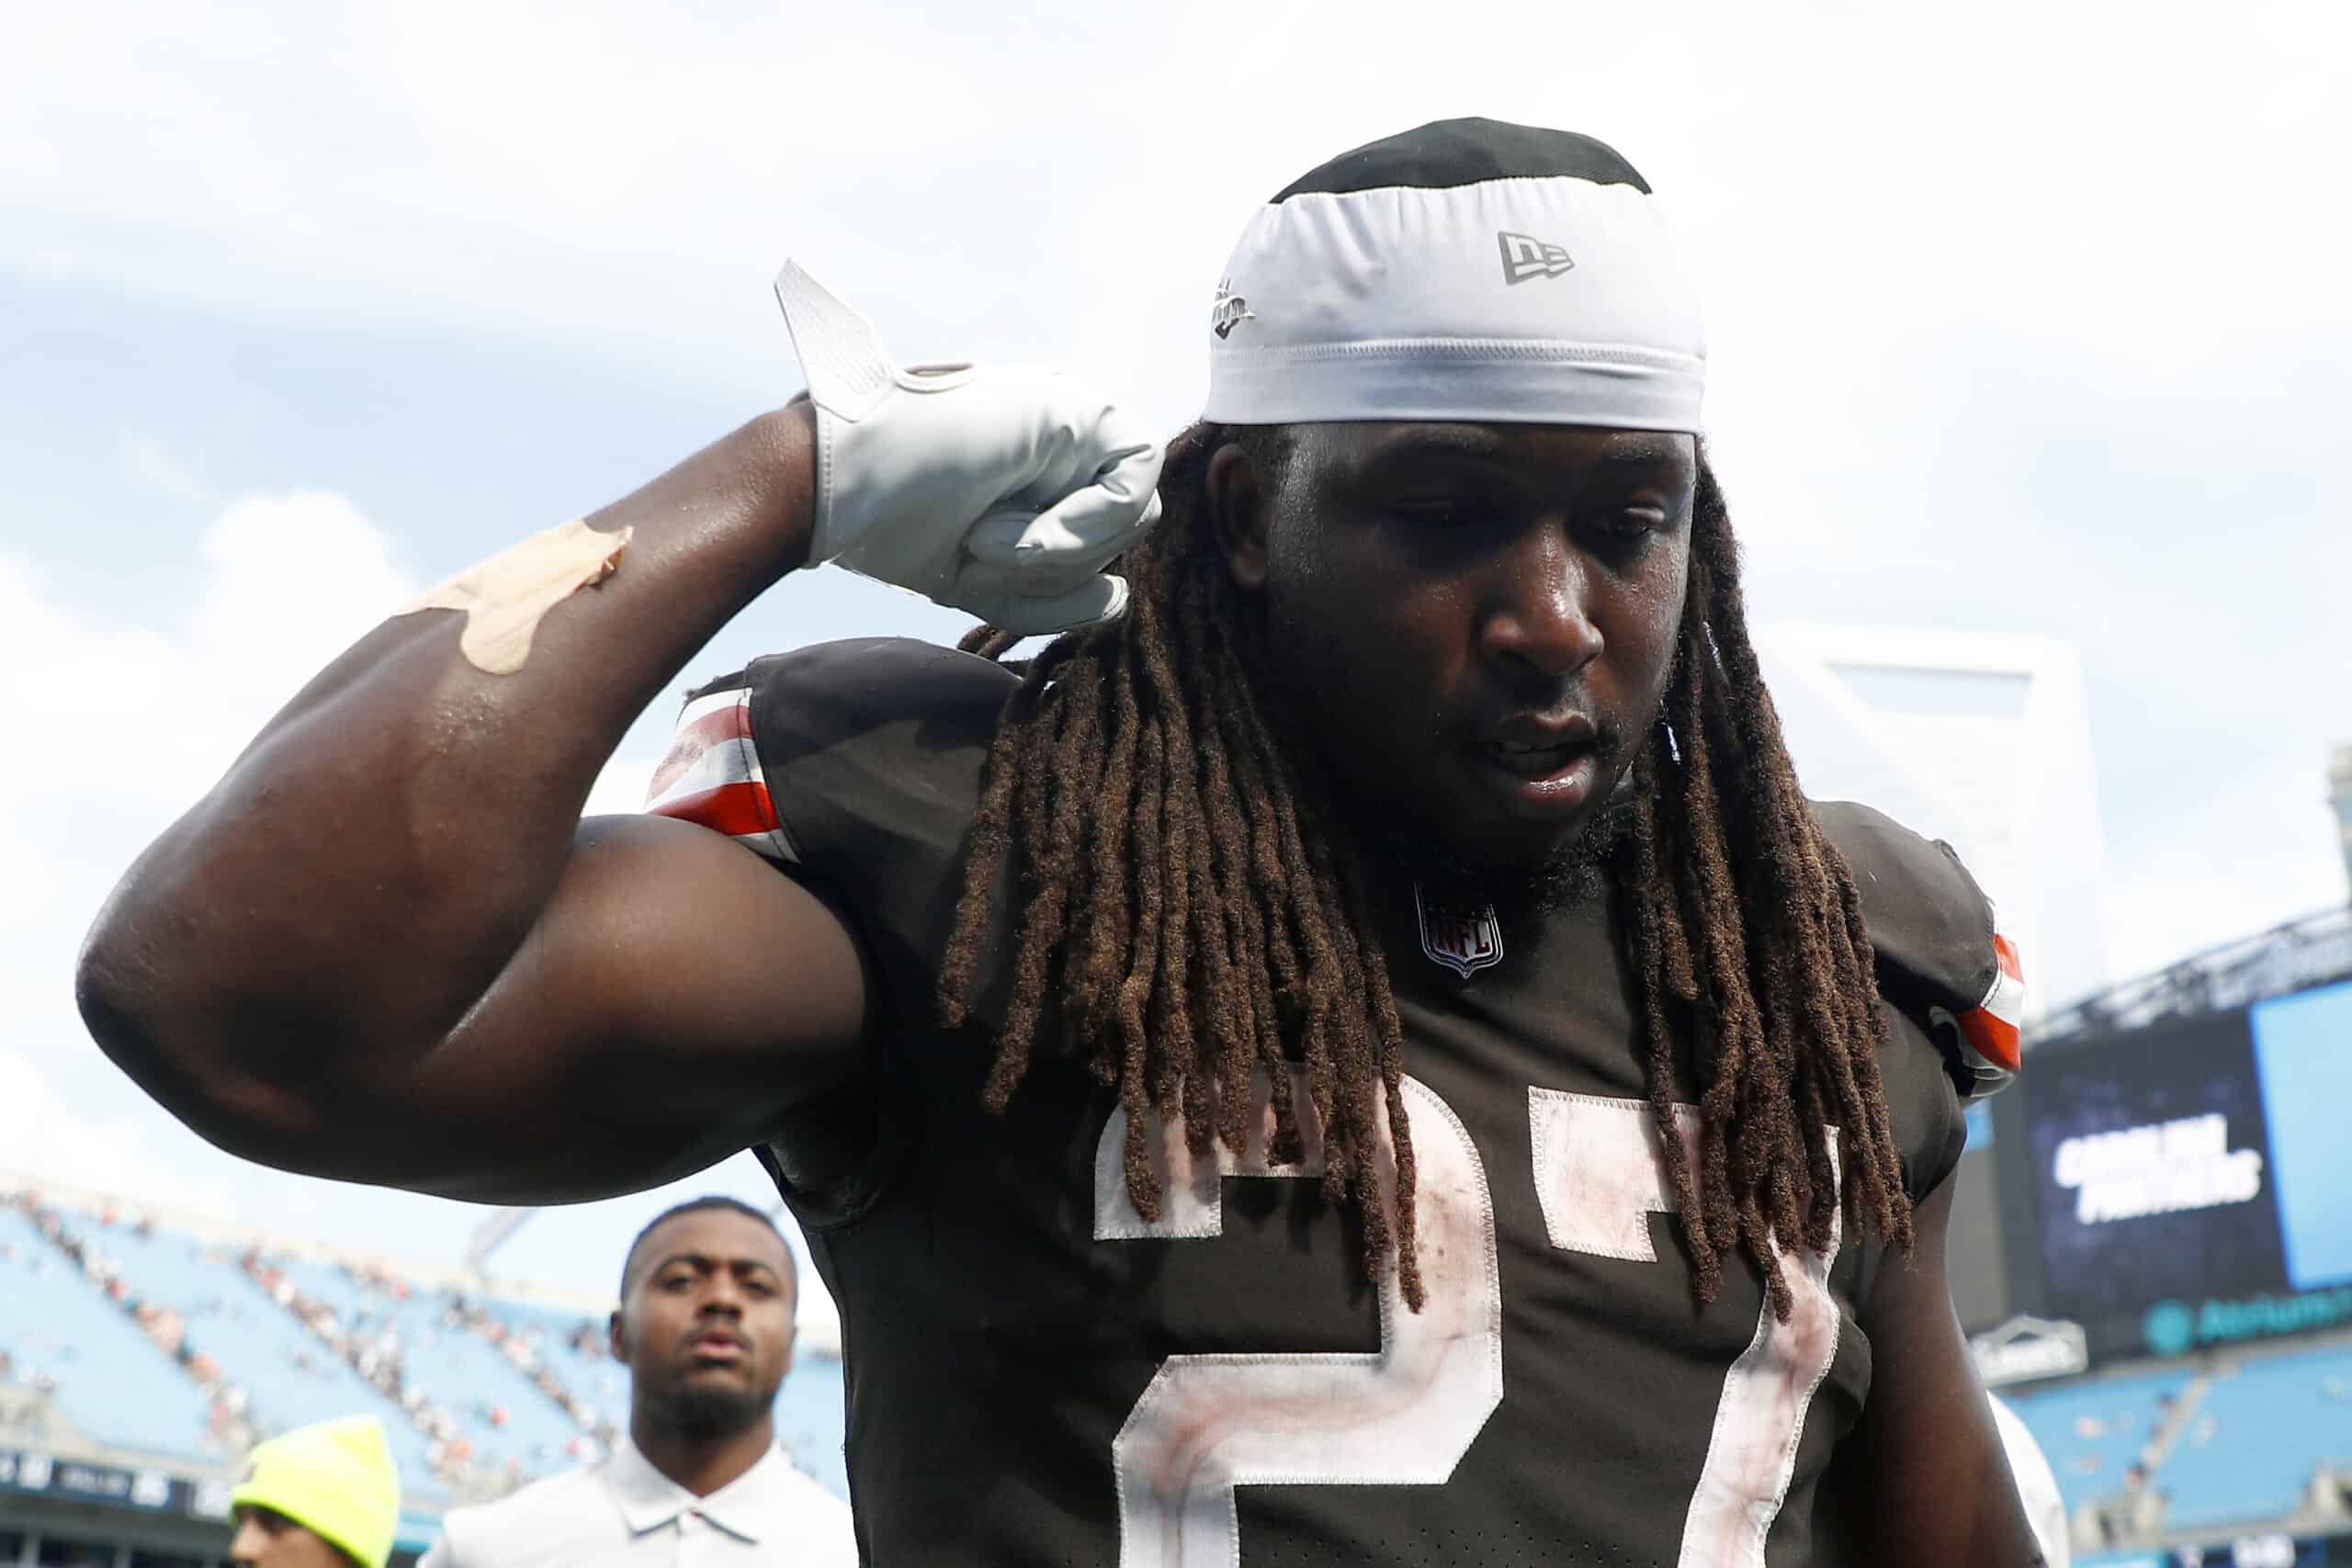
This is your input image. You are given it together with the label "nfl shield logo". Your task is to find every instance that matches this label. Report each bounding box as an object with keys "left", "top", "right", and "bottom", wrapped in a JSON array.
[{"left": 1414, "top": 885, "right": 1504, "bottom": 978}]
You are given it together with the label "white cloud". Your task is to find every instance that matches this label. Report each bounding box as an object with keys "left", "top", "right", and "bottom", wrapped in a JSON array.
[
  {"left": 0, "top": 490, "right": 667, "bottom": 1190},
  {"left": 1, "top": 491, "right": 416, "bottom": 942},
  {"left": 0, "top": 491, "right": 420, "bottom": 1204},
  {"left": 6, "top": 479, "right": 678, "bottom": 993},
  {"left": 187, "top": 490, "right": 414, "bottom": 712}
]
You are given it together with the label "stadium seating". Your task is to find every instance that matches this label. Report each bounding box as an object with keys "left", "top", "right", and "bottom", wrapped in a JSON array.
[
  {"left": 2006, "top": 1368, "right": 2192, "bottom": 1519},
  {"left": 270, "top": 1255, "right": 370, "bottom": 1322},
  {"left": 5, "top": 1191, "right": 874, "bottom": 1515},
  {"left": 85, "top": 1219, "right": 439, "bottom": 1489},
  {"left": 481, "top": 1298, "right": 629, "bottom": 1431},
  {"left": 0, "top": 1209, "right": 216, "bottom": 1463},
  {"left": 360, "top": 1279, "right": 586, "bottom": 1473},
  {"left": 2158, "top": 1342, "right": 2352, "bottom": 1530}
]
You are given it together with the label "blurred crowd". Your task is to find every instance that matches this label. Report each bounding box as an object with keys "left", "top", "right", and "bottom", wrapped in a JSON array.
[
  {"left": 0, "top": 1189, "right": 622, "bottom": 1501},
  {"left": 4, "top": 1189, "right": 262, "bottom": 1450},
  {"left": 252, "top": 1250, "right": 622, "bottom": 1486}
]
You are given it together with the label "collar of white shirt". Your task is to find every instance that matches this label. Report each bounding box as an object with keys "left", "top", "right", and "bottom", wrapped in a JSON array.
[{"left": 604, "top": 1435, "right": 804, "bottom": 1544}]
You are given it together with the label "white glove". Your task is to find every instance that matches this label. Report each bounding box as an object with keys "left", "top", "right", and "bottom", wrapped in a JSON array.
[{"left": 774, "top": 261, "right": 1164, "bottom": 635}]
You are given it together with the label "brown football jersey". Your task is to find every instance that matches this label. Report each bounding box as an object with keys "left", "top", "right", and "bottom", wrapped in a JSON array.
[{"left": 646, "top": 637, "right": 2020, "bottom": 1568}]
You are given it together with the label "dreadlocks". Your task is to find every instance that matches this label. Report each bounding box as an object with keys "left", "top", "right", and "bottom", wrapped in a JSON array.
[{"left": 938, "top": 422, "right": 1912, "bottom": 1319}]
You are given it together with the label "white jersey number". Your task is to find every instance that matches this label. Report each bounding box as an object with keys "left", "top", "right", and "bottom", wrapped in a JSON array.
[
  {"left": 1095, "top": 1077, "right": 1502, "bottom": 1568},
  {"left": 1096, "top": 1083, "right": 1843, "bottom": 1568},
  {"left": 1527, "top": 1090, "right": 1844, "bottom": 1568}
]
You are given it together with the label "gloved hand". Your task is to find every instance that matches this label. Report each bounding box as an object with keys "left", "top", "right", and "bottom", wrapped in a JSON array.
[{"left": 774, "top": 261, "right": 1164, "bottom": 635}]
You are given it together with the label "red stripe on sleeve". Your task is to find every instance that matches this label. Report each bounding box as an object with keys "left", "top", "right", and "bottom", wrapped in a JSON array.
[
  {"left": 646, "top": 779, "right": 780, "bottom": 840},
  {"left": 647, "top": 700, "right": 756, "bottom": 798},
  {"left": 1959, "top": 1008, "right": 2023, "bottom": 1076}
]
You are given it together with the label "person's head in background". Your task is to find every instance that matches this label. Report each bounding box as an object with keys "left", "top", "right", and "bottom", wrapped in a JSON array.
[
  {"left": 228, "top": 1415, "right": 401, "bottom": 1568},
  {"left": 610, "top": 1197, "right": 797, "bottom": 1445}
]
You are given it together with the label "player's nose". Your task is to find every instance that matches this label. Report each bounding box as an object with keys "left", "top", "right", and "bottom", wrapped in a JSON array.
[{"left": 1479, "top": 519, "right": 1603, "bottom": 681}]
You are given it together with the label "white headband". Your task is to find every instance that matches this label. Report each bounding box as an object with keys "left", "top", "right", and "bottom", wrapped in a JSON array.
[{"left": 1202, "top": 122, "right": 1708, "bottom": 434}]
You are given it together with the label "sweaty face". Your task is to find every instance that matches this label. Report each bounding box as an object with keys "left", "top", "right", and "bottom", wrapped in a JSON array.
[
  {"left": 612, "top": 1210, "right": 797, "bottom": 1438},
  {"left": 1226, "top": 422, "right": 1694, "bottom": 893},
  {"left": 229, "top": 1506, "right": 350, "bottom": 1568}
]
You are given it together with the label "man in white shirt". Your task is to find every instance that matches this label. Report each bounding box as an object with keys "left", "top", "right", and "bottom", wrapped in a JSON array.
[{"left": 421, "top": 1197, "right": 855, "bottom": 1566}]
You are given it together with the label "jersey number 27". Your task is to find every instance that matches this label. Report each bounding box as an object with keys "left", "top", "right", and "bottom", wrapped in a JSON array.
[{"left": 1091, "top": 1077, "right": 1844, "bottom": 1568}]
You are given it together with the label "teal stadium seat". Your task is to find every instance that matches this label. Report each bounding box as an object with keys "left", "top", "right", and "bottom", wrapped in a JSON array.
[
  {"left": 81, "top": 1218, "right": 440, "bottom": 1495},
  {"left": 4, "top": 1202, "right": 853, "bottom": 1506},
  {"left": 2157, "top": 1343, "right": 2352, "bottom": 1530},
  {"left": 2006, "top": 1370, "right": 2191, "bottom": 1518},
  {"left": 0, "top": 1209, "right": 216, "bottom": 1463},
  {"left": 359, "top": 1280, "right": 583, "bottom": 1473}
]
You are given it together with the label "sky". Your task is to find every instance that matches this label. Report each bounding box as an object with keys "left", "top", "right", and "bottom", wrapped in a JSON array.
[{"left": 4, "top": 0, "right": 2348, "bottom": 1328}]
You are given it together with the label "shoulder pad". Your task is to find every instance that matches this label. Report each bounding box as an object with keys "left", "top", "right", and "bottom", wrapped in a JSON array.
[
  {"left": 668, "top": 637, "right": 1019, "bottom": 1021},
  {"left": 747, "top": 636, "right": 1018, "bottom": 750},
  {"left": 1814, "top": 799, "right": 2026, "bottom": 1099}
]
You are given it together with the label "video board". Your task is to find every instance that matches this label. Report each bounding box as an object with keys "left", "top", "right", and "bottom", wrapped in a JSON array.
[{"left": 1995, "top": 976, "right": 2352, "bottom": 1356}]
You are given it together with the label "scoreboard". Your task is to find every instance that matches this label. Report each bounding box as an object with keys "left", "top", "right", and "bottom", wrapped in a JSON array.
[{"left": 1993, "top": 976, "right": 2352, "bottom": 1357}]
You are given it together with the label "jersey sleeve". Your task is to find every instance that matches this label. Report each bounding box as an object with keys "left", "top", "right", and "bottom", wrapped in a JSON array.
[
  {"left": 647, "top": 637, "right": 1018, "bottom": 1017},
  {"left": 1814, "top": 798, "right": 2027, "bottom": 1100},
  {"left": 644, "top": 674, "right": 798, "bottom": 863}
]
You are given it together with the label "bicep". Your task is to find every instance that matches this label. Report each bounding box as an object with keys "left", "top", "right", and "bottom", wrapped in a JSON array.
[
  {"left": 1817, "top": 1172, "right": 2049, "bottom": 1567},
  {"left": 337, "top": 813, "right": 872, "bottom": 1202}
]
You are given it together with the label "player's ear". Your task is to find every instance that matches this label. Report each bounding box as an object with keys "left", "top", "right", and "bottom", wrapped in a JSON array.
[
  {"left": 608, "top": 1307, "right": 628, "bottom": 1360},
  {"left": 1205, "top": 441, "right": 1271, "bottom": 593}
]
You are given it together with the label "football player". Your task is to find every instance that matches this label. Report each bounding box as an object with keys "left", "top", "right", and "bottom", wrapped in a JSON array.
[{"left": 81, "top": 118, "right": 2043, "bottom": 1565}]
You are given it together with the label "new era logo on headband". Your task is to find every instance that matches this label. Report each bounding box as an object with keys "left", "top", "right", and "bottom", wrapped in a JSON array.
[
  {"left": 1210, "top": 278, "right": 1256, "bottom": 339},
  {"left": 1498, "top": 231, "right": 1575, "bottom": 285}
]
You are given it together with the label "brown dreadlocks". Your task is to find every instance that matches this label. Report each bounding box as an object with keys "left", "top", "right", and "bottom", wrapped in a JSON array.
[{"left": 938, "top": 422, "right": 1912, "bottom": 1320}]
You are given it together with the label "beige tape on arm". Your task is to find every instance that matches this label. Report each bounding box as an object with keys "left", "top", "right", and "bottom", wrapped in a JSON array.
[{"left": 393, "top": 519, "right": 632, "bottom": 674}]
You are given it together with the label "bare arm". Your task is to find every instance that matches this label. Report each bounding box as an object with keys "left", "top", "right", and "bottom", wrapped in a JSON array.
[
  {"left": 1814, "top": 1171, "right": 2051, "bottom": 1566},
  {"left": 78, "top": 271, "right": 1163, "bottom": 1202},
  {"left": 75, "top": 406, "right": 872, "bottom": 1201}
]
